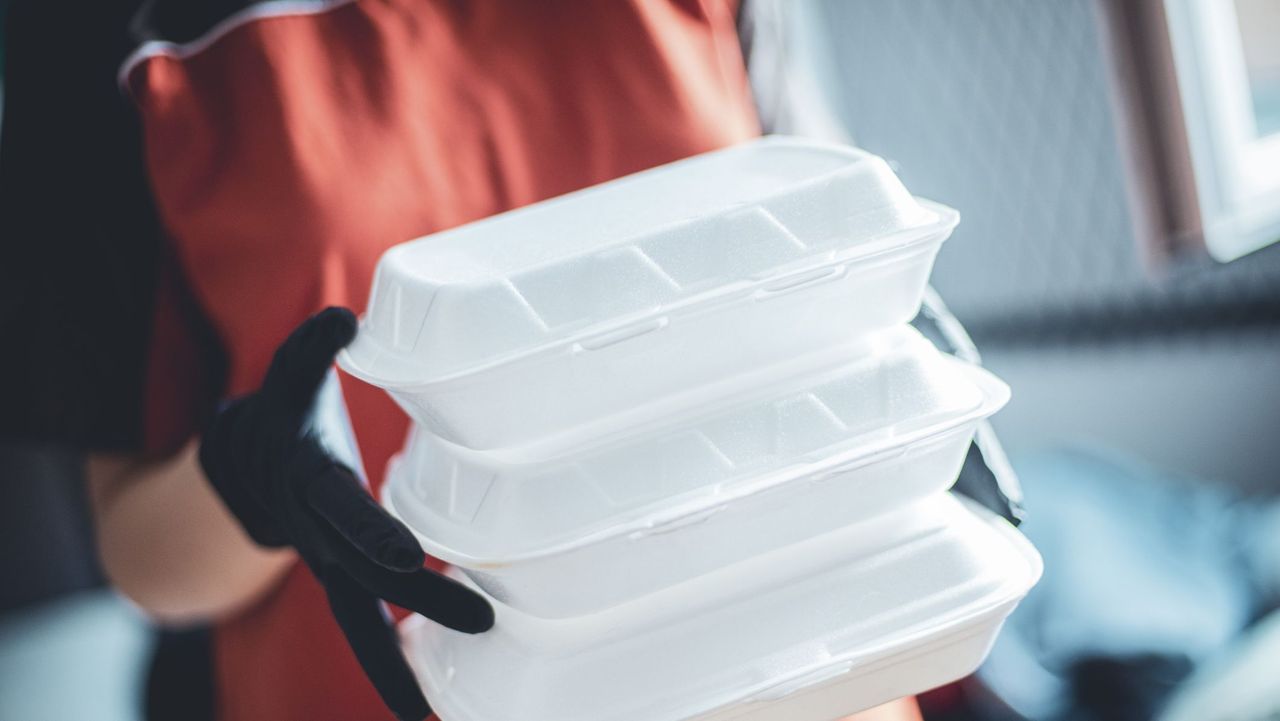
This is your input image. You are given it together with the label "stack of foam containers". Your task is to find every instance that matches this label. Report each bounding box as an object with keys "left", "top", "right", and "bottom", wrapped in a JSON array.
[{"left": 339, "top": 137, "right": 1042, "bottom": 721}]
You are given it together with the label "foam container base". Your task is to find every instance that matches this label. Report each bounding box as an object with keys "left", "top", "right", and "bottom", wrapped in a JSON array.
[
  {"left": 385, "top": 328, "right": 1010, "bottom": 617},
  {"left": 402, "top": 494, "right": 1042, "bottom": 721}
]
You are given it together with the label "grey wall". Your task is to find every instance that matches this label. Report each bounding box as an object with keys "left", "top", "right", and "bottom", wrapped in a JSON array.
[
  {"left": 818, "top": 0, "right": 1280, "bottom": 490},
  {"left": 984, "top": 332, "right": 1280, "bottom": 492},
  {"left": 822, "top": 0, "right": 1280, "bottom": 330}
]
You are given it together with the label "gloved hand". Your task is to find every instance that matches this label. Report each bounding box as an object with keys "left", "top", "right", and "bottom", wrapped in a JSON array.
[{"left": 199, "top": 307, "right": 493, "bottom": 721}]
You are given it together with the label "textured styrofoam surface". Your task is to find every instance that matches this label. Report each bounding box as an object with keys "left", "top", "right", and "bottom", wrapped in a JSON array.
[
  {"left": 384, "top": 327, "right": 1010, "bottom": 617},
  {"left": 341, "top": 136, "right": 956, "bottom": 449},
  {"left": 402, "top": 494, "right": 1042, "bottom": 721},
  {"left": 388, "top": 327, "right": 997, "bottom": 555}
]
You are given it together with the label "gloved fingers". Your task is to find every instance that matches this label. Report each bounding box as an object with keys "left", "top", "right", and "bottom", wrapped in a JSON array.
[
  {"left": 360, "top": 566, "right": 495, "bottom": 635},
  {"left": 322, "top": 570, "right": 432, "bottom": 721},
  {"left": 261, "top": 306, "right": 358, "bottom": 425},
  {"left": 306, "top": 461, "right": 426, "bottom": 572},
  {"left": 325, "top": 529, "right": 494, "bottom": 634}
]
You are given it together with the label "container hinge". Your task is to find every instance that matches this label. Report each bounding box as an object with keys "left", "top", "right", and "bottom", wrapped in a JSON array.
[
  {"left": 755, "top": 264, "right": 847, "bottom": 300},
  {"left": 745, "top": 660, "right": 855, "bottom": 703},
  {"left": 577, "top": 317, "right": 669, "bottom": 351},
  {"left": 628, "top": 504, "right": 726, "bottom": 540}
]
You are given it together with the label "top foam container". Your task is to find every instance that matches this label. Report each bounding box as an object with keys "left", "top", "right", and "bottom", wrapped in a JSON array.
[{"left": 340, "top": 137, "right": 959, "bottom": 450}]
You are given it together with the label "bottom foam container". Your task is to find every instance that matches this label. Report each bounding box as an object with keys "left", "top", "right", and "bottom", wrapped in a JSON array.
[{"left": 401, "top": 494, "right": 1042, "bottom": 721}]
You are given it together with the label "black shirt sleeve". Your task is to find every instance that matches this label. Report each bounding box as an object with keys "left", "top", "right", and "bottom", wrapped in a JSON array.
[{"left": 1, "top": 0, "right": 173, "bottom": 451}]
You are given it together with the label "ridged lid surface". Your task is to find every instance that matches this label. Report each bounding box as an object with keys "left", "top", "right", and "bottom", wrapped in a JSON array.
[
  {"left": 340, "top": 136, "right": 955, "bottom": 386},
  {"left": 386, "top": 327, "right": 1010, "bottom": 562}
]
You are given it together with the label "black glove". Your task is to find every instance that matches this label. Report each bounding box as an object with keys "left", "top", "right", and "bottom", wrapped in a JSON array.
[{"left": 199, "top": 307, "right": 493, "bottom": 721}]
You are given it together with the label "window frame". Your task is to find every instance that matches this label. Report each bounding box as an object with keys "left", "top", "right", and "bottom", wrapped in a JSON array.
[{"left": 1164, "top": 0, "right": 1280, "bottom": 261}]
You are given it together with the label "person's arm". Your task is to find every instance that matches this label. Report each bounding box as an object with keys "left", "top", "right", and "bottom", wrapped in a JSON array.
[
  {"left": 1, "top": 0, "right": 281, "bottom": 624},
  {"left": 87, "top": 443, "right": 296, "bottom": 623}
]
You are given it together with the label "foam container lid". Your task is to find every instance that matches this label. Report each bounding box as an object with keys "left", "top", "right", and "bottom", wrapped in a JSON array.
[
  {"left": 386, "top": 326, "right": 1009, "bottom": 563},
  {"left": 402, "top": 494, "right": 1043, "bottom": 721},
  {"left": 340, "top": 136, "right": 954, "bottom": 388}
]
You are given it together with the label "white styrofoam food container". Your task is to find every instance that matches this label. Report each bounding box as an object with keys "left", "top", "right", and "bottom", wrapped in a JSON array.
[
  {"left": 402, "top": 494, "right": 1042, "bottom": 721},
  {"left": 384, "top": 327, "right": 1011, "bottom": 618},
  {"left": 339, "top": 136, "right": 959, "bottom": 450}
]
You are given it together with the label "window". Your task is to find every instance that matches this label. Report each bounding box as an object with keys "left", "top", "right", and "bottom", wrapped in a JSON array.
[
  {"left": 1164, "top": 0, "right": 1280, "bottom": 261},
  {"left": 1100, "top": 0, "right": 1280, "bottom": 264}
]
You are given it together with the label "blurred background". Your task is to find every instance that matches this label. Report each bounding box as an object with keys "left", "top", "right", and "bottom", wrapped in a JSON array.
[
  {"left": 3, "top": 1, "right": 1279, "bottom": 720},
  {"left": 811, "top": 2, "right": 1280, "bottom": 719}
]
